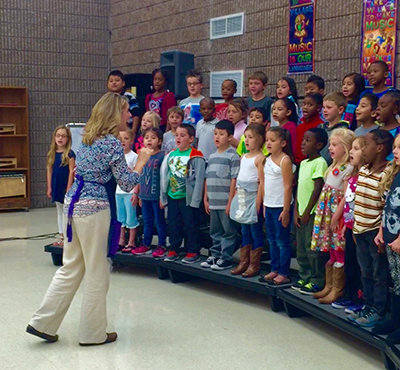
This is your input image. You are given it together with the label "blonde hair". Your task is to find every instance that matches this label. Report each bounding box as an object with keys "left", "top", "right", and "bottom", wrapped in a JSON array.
[
  {"left": 381, "top": 135, "right": 400, "bottom": 194},
  {"left": 326, "top": 128, "right": 355, "bottom": 175},
  {"left": 323, "top": 92, "right": 347, "bottom": 109},
  {"left": 142, "top": 111, "right": 161, "bottom": 129},
  {"left": 119, "top": 129, "right": 134, "bottom": 141},
  {"left": 82, "top": 92, "right": 128, "bottom": 146},
  {"left": 47, "top": 125, "right": 72, "bottom": 169},
  {"left": 349, "top": 136, "right": 367, "bottom": 176}
]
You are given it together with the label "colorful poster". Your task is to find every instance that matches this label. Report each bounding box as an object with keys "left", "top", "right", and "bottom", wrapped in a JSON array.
[
  {"left": 288, "top": 0, "right": 315, "bottom": 74},
  {"left": 361, "top": 0, "right": 397, "bottom": 88}
]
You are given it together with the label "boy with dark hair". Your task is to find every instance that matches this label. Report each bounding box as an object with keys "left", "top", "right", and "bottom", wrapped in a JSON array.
[
  {"left": 295, "top": 93, "right": 324, "bottom": 164},
  {"left": 215, "top": 79, "right": 237, "bottom": 120},
  {"left": 248, "top": 71, "right": 273, "bottom": 122},
  {"left": 196, "top": 98, "right": 219, "bottom": 160},
  {"left": 292, "top": 127, "right": 328, "bottom": 293},
  {"left": 180, "top": 69, "right": 204, "bottom": 126},
  {"left": 350, "top": 129, "right": 393, "bottom": 327},
  {"left": 160, "top": 124, "right": 206, "bottom": 263},
  {"left": 107, "top": 70, "right": 140, "bottom": 137},
  {"left": 361, "top": 61, "right": 392, "bottom": 99},
  {"left": 202, "top": 120, "right": 240, "bottom": 270},
  {"left": 355, "top": 93, "right": 379, "bottom": 137},
  {"left": 305, "top": 75, "right": 325, "bottom": 96}
]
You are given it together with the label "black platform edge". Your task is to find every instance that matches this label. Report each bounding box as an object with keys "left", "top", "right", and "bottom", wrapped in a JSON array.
[
  {"left": 44, "top": 244, "right": 63, "bottom": 266},
  {"left": 43, "top": 246, "right": 294, "bottom": 297},
  {"left": 112, "top": 251, "right": 164, "bottom": 267},
  {"left": 384, "top": 345, "right": 400, "bottom": 370},
  {"left": 111, "top": 252, "right": 170, "bottom": 280},
  {"left": 44, "top": 244, "right": 63, "bottom": 254},
  {"left": 159, "top": 255, "right": 295, "bottom": 296},
  {"left": 277, "top": 289, "right": 400, "bottom": 369}
]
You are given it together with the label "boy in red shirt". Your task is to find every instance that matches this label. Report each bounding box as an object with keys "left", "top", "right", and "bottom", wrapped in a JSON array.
[{"left": 295, "top": 93, "right": 324, "bottom": 165}]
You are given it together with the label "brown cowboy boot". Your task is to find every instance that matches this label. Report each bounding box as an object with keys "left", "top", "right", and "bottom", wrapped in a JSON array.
[
  {"left": 242, "top": 247, "right": 263, "bottom": 278},
  {"left": 231, "top": 245, "right": 251, "bottom": 275},
  {"left": 318, "top": 266, "right": 345, "bottom": 304},
  {"left": 313, "top": 262, "right": 333, "bottom": 299}
]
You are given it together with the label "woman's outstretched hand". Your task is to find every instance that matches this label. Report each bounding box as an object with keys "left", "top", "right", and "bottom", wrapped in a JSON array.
[{"left": 134, "top": 148, "right": 153, "bottom": 173}]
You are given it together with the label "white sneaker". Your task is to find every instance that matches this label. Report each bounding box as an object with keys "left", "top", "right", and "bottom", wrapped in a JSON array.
[{"left": 200, "top": 256, "right": 216, "bottom": 268}]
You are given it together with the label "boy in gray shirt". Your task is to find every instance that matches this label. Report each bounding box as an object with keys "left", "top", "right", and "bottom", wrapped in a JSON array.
[
  {"left": 196, "top": 97, "right": 219, "bottom": 160},
  {"left": 202, "top": 120, "right": 240, "bottom": 270}
]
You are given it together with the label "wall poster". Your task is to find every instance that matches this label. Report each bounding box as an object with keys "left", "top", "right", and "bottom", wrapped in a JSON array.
[
  {"left": 288, "top": 0, "right": 315, "bottom": 74},
  {"left": 361, "top": 0, "right": 397, "bottom": 88}
]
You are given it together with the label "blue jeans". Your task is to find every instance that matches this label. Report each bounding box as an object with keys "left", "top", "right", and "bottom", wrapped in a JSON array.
[
  {"left": 116, "top": 193, "right": 139, "bottom": 229},
  {"left": 241, "top": 212, "right": 265, "bottom": 250},
  {"left": 265, "top": 206, "right": 292, "bottom": 276},
  {"left": 141, "top": 199, "right": 167, "bottom": 247},
  {"left": 210, "top": 209, "right": 239, "bottom": 261}
]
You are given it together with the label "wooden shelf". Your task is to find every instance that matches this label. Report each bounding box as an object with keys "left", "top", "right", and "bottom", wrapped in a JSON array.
[
  {"left": 0, "top": 168, "right": 28, "bottom": 172},
  {"left": 0, "top": 86, "right": 30, "bottom": 209},
  {"left": 0, "top": 105, "right": 27, "bottom": 109},
  {"left": 0, "top": 134, "right": 28, "bottom": 138}
]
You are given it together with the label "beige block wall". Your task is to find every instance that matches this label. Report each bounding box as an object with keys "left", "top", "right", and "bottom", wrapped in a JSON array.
[
  {"left": 0, "top": 0, "right": 110, "bottom": 208},
  {"left": 110, "top": 0, "right": 399, "bottom": 96}
]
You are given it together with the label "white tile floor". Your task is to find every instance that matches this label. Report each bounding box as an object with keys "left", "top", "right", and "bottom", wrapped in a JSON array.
[{"left": 0, "top": 208, "right": 384, "bottom": 370}]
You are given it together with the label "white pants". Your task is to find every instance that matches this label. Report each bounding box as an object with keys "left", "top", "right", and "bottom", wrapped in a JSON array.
[
  {"left": 55, "top": 202, "right": 64, "bottom": 235},
  {"left": 29, "top": 209, "right": 111, "bottom": 343}
]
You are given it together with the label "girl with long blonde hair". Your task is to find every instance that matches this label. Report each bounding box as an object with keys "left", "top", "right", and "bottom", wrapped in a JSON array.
[{"left": 309, "top": 128, "right": 355, "bottom": 304}]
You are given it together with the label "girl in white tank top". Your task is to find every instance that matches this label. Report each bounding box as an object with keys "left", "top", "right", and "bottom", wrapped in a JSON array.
[
  {"left": 230, "top": 124, "right": 266, "bottom": 278},
  {"left": 260, "top": 127, "right": 295, "bottom": 285}
]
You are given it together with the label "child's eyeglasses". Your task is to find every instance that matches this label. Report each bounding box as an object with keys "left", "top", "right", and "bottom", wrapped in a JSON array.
[
  {"left": 187, "top": 82, "right": 200, "bottom": 87},
  {"left": 56, "top": 134, "right": 68, "bottom": 138}
]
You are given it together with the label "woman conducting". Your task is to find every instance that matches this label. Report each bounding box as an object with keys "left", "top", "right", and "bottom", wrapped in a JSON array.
[{"left": 27, "top": 92, "right": 152, "bottom": 346}]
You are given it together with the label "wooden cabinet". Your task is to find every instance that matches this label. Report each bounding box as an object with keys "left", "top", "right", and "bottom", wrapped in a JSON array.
[{"left": 0, "top": 87, "right": 30, "bottom": 210}]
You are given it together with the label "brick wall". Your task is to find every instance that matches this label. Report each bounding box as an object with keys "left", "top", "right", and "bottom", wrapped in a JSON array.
[
  {"left": 0, "top": 0, "right": 110, "bottom": 207},
  {"left": 1, "top": 0, "right": 399, "bottom": 208},
  {"left": 110, "top": 0, "right": 399, "bottom": 96}
]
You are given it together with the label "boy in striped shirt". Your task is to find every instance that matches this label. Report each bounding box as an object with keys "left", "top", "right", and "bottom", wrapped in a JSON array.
[
  {"left": 351, "top": 129, "right": 394, "bottom": 327},
  {"left": 202, "top": 120, "right": 240, "bottom": 270}
]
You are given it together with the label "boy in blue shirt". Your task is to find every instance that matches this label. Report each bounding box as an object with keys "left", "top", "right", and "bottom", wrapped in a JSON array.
[{"left": 180, "top": 70, "right": 204, "bottom": 126}]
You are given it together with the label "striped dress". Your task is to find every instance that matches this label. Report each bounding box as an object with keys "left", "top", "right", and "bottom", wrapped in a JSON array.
[{"left": 353, "top": 164, "right": 389, "bottom": 235}]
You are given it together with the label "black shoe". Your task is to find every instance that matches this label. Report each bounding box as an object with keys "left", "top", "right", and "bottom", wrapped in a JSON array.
[
  {"left": 26, "top": 324, "right": 58, "bottom": 343},
  {"left": 372, "top": 318, "right": 397, "bottom": 335},
  {"left": 387, "top": 328, "right": 400, "bottom": 345},
  {"left": 210, "top": 259, "right": 232, "bottom": 271},
  {"left": 372, "top": 294, "right": 400, "bottom": 335},
  {"left": 79, "top": 332, "right": 118, "bottom": 346}
]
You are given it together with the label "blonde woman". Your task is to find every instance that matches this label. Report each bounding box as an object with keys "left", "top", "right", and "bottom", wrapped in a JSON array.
[{"left": 27, "top": 93, "right": 151, "bottom": 346}]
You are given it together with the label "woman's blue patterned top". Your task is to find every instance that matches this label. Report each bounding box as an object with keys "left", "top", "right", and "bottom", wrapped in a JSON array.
[{"left": 64, "top": 135, "right": 139, "bottom": 217}]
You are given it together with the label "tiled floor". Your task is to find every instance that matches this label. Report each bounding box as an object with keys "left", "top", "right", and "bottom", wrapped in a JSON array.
[{"left": 0, "top": 208, "right": 383, "bottom": 369}]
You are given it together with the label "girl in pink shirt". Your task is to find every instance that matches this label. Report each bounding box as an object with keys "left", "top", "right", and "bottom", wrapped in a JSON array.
[
  {"left": 227, "top": 98, "right": 248, "bottom": 148},
  {"left": 271, "top": 97, "right": 298, "bottom": 156}
]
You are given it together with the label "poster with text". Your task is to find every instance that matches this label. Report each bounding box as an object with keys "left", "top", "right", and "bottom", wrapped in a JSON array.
[
  {"left": 361, "top": 0, "right": 397, "bottom": 88},
  {"left": 288, "top": 0, "right": 315, "bottom": 74}
]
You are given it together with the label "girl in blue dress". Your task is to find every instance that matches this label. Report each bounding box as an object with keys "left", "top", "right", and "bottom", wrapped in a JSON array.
[{"left": 46, "top": 125, "right": 75, "bottom": 246}]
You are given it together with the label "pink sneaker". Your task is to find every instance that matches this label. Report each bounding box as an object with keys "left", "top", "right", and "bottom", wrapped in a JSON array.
[
  {"left": 152, "top": 246, "right": 167, "bottom": 258},
  {"left": 131, "top": 245, "right": 151, "bottom": 255}
]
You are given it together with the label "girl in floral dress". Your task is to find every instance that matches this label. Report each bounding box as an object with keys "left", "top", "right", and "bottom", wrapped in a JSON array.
[{"left": 311, "top": 128, "right": 355, "bottom": 304}]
